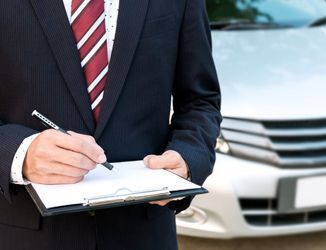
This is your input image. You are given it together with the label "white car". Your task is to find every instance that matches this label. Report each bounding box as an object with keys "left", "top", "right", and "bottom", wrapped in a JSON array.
[{"left": 176, "top": 0, "right": 326, "bottom": 238}]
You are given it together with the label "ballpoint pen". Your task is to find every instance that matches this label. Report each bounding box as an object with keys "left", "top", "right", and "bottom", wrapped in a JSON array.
[{"left": 31, "top": 110, "right": 115, "bottom": 171}]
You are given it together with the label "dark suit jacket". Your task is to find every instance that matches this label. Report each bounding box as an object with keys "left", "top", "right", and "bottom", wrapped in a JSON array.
[{"left": 0, "top": 0, "right": 221, "bottom": 249}]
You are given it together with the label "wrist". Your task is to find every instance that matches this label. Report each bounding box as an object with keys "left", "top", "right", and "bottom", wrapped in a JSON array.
[{"left": 10, "top": 133, "right": 39, "bottom": 185}]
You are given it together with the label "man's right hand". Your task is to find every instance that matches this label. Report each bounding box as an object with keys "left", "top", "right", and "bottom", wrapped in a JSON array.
[{"left": 23, "top": 129, "right": 106, "bottom": 184}]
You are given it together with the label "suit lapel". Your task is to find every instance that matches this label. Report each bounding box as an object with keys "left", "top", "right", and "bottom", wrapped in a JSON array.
[
  {"left": 29, "top": 0, "right": 95, "bottom": 133},
  {"left": 94, "top": 0, "right": 150, "bottom": 139}
]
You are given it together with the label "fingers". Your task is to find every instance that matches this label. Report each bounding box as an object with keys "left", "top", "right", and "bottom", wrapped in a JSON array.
[
  {"left": 143, "top": 150, "right": 189, "bottom": 179},
  {"left": 143, "top": 150, "right": 183, "bottom": 169},
  {"left": 149, "top": 199, "right": 173, "bottom": 206},
  {"left": 23, "top": 150, "right": 90, "bottom": 180},
  {"left": 51, "top": 146, "right": 97, "bottom": 171},
  {"left": 50, "top": 130, "right": 107, "bottom": 164},
  {"left": 39, "top": 161, "right": 90, "bottom": 178},
  {"left": 67, "top": 131, "right": 97, "bottom": 144},
  {"left": 23, "top": 129, "right": 106, "bottom": 185},
  {"left": 27, "top": 173, "right": 84, "bottom": 185}
]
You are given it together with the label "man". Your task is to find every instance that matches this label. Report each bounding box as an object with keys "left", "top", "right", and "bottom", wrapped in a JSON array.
[{"left": 0, "top": 0, "right": 221, "bottom": 249}]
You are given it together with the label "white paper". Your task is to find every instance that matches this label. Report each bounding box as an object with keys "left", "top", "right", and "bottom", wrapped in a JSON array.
[
  {"left": 295, "top": 175, "right": 326, "bottom": 209},
  {"left": 31, "top": 160, "right": 201, "bottom": 209}
]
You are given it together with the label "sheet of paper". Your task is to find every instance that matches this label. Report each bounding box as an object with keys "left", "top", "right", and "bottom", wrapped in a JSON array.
[{"left": 31, "top": 160, "right": 201, "bottom": 209}]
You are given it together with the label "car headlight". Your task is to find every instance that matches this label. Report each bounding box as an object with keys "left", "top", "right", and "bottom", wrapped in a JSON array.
[{"left": 215, "top": 135, "right": 231, "bottom": 154}]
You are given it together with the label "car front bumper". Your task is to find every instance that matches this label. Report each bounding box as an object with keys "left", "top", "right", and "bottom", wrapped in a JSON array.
[{"left": 176, "top": 153, "right": 326, "bottom": 239}]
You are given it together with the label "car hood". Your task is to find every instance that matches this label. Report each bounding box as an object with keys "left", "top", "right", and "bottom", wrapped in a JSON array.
[{"left": 212, "top": 27, "right": 326, "bottom": 121}]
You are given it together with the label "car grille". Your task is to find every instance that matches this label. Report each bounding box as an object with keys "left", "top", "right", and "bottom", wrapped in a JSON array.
[
  {"left": 221, "top": 117, "right": 326, "bottom": 167},
  {"left": 240, "top": 198, "right": 326, "bottom": 226}
]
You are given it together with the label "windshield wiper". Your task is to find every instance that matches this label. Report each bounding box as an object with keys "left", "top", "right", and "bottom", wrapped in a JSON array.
[
  {"left": 210, "top": 19, "right": 292, "bottom": 31},
  {"left": 308, "top": 16, "right": 326, "bottom": 27},
  {"left": 210, "top": 19, "right": 252, "bottom": 29}
]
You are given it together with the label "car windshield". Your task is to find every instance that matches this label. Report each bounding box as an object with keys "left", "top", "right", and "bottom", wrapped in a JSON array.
[{"left": 207, "top": 0, "right": 326, "bottom": 29}]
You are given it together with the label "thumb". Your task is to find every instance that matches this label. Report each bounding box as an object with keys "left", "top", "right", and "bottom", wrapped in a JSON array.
[{"left": 143, "top": 154, "right": 156, "bottom": 167}]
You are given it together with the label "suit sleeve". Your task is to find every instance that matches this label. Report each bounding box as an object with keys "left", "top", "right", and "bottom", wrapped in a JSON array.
[
  {"left": 0, "top": 120, "right": 37, "bottom": 202},
  {"left": 166, "top": 0, "right": 222, "bottom": 212}
]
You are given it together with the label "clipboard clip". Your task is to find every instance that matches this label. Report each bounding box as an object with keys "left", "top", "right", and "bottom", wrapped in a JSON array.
[{"left": 83, "top": 187, "right": 170, "bottom": 207}]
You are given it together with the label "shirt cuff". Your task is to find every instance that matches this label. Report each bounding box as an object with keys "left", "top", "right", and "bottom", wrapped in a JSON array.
[{"left": 10, "top": 133, "right": 39, "bottom": 185}]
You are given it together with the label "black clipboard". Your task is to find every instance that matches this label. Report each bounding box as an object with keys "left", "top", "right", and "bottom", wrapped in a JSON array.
[{"left": 25, "top": 185, "right": 207, "bottom": 216}]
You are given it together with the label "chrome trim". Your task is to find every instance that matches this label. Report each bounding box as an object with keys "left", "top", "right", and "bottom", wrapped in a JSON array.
[
  {"left": 222, "top": 130, "right": 272, "bottom": 148},
  {"left": 222, "top": 118, "right": 266, "bottom": 135},
  {"left": 222, "top": 117, "right": 326, "bottom": 167},
  {"left": 223, "top": 118, "right": 326, "bottom": 137},
  {"left": 273, "top": 141, "right": 326, "bottom": 151},
  {"left": 228, "top": 142, "right": 280, "bottom": 164},
  {"left": 223, "top": 130, "right": 326, "bottom": 151},
  {"left": 280, "top": 155, "right": 326, "bottom": 166},
  {"left": 266, "top": 128, "right": 326, "bottom": 137},
  {"left": 242, "top": 210, "right": 277, "bottom": 216}
]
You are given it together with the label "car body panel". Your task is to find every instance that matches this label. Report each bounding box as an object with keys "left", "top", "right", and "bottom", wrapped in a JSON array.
[{"left": 212, "top": 27, "right": 326, "bottom": 120}]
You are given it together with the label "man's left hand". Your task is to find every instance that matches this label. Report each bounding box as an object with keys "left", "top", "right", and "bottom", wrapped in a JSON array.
[{"left": 143, "top": 150, "right": 189, "bottom": 206}]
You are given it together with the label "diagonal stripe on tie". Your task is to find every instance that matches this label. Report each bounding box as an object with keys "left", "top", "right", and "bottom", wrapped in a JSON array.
[
  {"left": 92, "top": 101, "right": 102, "bottom": 121},
  {"left": 79, "top": 21, "right": 106, "bottom": 59},
  {"left": 89, "top": 77, "right": 107, "bottom": 102},
  {"left": 77, "top": 13, "right": 105, "bottom": 50},
  {"left": 81, "top": 33, "right": 106, "bottom": 67},
  {"left": 72, "top": 0, "right": 103, "bottom": 43},
  {"left": 71, "top": 0, "right": 108, "bottom": 122},
  {"left": 91, "top": 90, "right": 104, "bottom": 124},
  {"left": 71, "top": 0, "right": 85, "bottom": 15},
  {"left": 83, "top": 43, "right": 108, "bottom": 83},
  {"left": 87, "top": 65, "right": 109, "bottom": 93},
  {"left": 91, "top": 91, "right": 104, "bottom": 110},
  {"left": 71, "top": 0, "right": 92, "bottom": 23}
]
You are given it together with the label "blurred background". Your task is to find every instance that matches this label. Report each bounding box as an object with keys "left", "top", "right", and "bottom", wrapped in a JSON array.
[{"left": 177, "top": 0, "right": 326, "bottom": 248}]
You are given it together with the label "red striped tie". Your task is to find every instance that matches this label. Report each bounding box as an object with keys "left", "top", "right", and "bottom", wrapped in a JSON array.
[{"left": 71, "top": 0, "right": 108, "bottom": 122}]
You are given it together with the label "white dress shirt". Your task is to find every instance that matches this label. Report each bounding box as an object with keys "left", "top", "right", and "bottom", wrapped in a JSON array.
[{"left": 10, "top": 0, "right": 120, "bottom": 184}]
